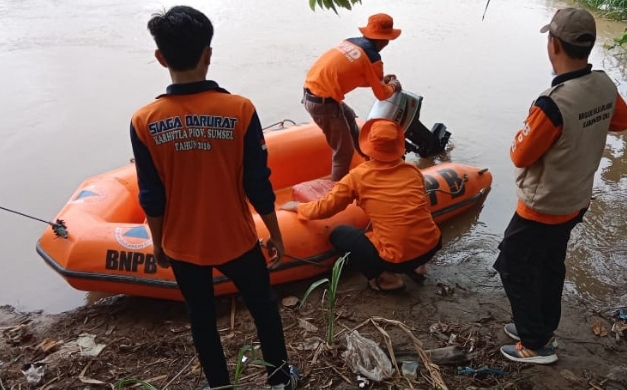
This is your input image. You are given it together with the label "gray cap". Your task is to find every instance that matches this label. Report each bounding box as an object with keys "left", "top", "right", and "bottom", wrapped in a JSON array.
[{"left": 540, "top": 8, "right": 596, "bottom": 47}]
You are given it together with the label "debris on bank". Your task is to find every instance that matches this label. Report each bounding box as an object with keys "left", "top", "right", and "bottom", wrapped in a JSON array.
[{"left": 1, "top": 296, "right": 626, "bottom": 389}]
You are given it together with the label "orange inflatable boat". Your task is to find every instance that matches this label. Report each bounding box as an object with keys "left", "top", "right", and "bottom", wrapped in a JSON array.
[{"left": 36, "top": 122, "right": 492, "bottom": 302}]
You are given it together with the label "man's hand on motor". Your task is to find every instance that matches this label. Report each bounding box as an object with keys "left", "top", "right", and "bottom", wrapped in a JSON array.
[
  {"left": 383, "top": 74, "right": 397, "bottom": 83},
  {"left": 389, "top": 79, "right": 402, "bottom": 93}
]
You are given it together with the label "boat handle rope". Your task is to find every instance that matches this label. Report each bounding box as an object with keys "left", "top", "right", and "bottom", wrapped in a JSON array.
[
  {"left": 262, "top": 119, "right": 297, "bottom": 131},
  {"left": 426, "top": 174, "right": 469, "bottom": 196},
  {"left": 258, "top": 239, "right": 325, "bottom": 268},
  {"left": 0, "top": 206, "right": 68, "bottom": 239}
]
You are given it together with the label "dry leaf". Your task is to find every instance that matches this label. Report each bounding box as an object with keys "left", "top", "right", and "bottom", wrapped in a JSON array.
[
  {"left": 282, "top": 296, "right": 299, "bottom": 309},
  {"left": 560, "top": 369, "right": 579, "bottom": 382},
  {"left": 36, "top": 342, "right": 80, "bottom": 365},
  {"left": 79, "top": 362, "right": 107, "bottom": 385},
  {"left": 611, "top": 321, "right": 627, "bottom": 339},
  {"left": 298, "top": 318, "right": 319, "bottom": 332},
  {"left": 3, "top": 324, "right": 30, "bottom": 345},
  {"left": 592, "top": 318, "right": 608, "bottom": 337},
  {"left": 295, "top": 337, "right": 323, "bottom": 351},
  {"left": 35, "top": 339, "right": 63, "bottom": 354}
]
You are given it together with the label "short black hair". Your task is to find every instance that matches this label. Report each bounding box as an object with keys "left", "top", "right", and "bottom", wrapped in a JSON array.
[
  {"left": 550, "top": 32, "right": 594, "bottom": 59},
  {"left": 147, "top": 6, "right": 214, "bottom": 71}
]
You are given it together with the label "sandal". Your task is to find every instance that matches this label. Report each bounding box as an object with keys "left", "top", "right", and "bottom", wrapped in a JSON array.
[
  {"left": 406, "top": 271, "right": 426, "bottom": 283},
  {"left": 367, "top": 277, "right": 406, "bottom": 293}
]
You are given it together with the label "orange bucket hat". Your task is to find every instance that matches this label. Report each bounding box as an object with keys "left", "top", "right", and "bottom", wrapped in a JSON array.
[
  {"left": 359, "top": 13, "right": 402, "bottom": 40},
  {"left": 359, "top": 119, "right": 405, "bottom": 162}
]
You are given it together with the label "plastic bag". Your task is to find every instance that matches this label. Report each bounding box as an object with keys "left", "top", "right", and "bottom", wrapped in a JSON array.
[
  {"left": 341, "top": 330, "right": 394, "bottom": 381},
  {"left": 21, "top": 363, "right": 45, "bottom": 385}
]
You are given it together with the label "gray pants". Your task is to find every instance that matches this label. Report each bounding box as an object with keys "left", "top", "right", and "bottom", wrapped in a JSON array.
[{"left": 303, "top": 96, "right": 361, "bottom": 181}]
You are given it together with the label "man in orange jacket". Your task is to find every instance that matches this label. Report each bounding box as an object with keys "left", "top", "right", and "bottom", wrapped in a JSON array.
[
  {"left": 282, "top": 119, "right": 441, "bottom": 292},
  {"left": 303, "top": 13, "right": 403, "bottom": 181},
  {"left": 130, "top": 6, "right": 298, "bottom": 389}
]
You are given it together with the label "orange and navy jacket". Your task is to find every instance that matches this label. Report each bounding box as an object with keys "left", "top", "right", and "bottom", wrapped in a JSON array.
[
  {"left": 511, "top": 65, "right": 627, "bottom": 224},
  {"left": 297, "top": 159, "right": 441, "bottom": 263},
  {"left": 304, "top": 37, "right": 395, "bottom": 102},
  {"left": 130, "top": 80, "right": 274, "bottom": 265}
]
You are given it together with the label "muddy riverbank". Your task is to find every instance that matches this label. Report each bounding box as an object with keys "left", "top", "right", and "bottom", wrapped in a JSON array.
[{"left": 2, "top": 264, "right": 626, "bottom": 390}]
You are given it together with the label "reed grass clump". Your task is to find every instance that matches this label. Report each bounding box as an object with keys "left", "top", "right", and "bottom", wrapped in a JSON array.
[{"left": 300, "top": 253, "right": 348, "bottom": 345}]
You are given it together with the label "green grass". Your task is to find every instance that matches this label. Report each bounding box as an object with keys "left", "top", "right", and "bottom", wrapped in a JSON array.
[
  {"left": 308, "top": 0, "right": 362, "bottom": 13},
  {"left": 577, "top": 0, "right": 627, "bottom": 20},
  {"left": 113, "top": 344, "right": 272, "bottom": 390},
  {"left": 233, "top": 344, "right": 273, "bottom": 386},
  {"left": 300, "top": 253, "right": 348, "bottom": 345},
  {"left": 563, "top": 1, "right": 627, "bottom": 50}
]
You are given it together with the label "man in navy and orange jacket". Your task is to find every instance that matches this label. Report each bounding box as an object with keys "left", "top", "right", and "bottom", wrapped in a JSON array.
[
  {"left": 303, "top": 13, "right": 403, "bottom": 181},
  {"left": 130, "top": 6, "right": 297, "bottom": 390}
]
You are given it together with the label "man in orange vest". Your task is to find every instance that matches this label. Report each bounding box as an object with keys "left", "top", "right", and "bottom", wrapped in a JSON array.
[
  {"left": 495, "top": 7, "right": 627, "bottom": 365},
  {"left": 303, "top": 13, "right": 402, "bottom": 181},
  {"left": 130, "top": 6, "right": 298, "bottom": 389}
]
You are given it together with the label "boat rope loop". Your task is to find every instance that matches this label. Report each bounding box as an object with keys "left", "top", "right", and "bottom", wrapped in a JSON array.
[
  {"left": 426, "top": 174, "right": 469, "bottom": 196},
  {"left": 0, "top": 206, "right": 68, "bottom": 239},
  {"left": 258, "top": 239, "right": 324, "bottom": 267},
  {"left": 262, "top": 119, "right": 297, "bottom": 131}
]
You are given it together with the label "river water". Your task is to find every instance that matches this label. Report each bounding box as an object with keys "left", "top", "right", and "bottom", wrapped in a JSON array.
[{"left": 0, "top": 0, "right": 626, "bottom": 313}]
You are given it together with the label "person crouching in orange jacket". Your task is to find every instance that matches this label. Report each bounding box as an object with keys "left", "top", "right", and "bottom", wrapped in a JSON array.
[{"left": 282, "top": 119, "right": 441, "bottom": 292}]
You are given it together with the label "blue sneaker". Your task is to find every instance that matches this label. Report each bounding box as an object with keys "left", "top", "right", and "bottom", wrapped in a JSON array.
[
  {"left": 500, "top": 342, "right": 558, "bottom": 364},
  {"left": 270, "top": 365, "right": 299, "bottom": 390},
  {"left": 503, "top": 323, "right": 520, "bottom": 340},
  {"left": 503, "top": 323, "right": 558, "bottom": 348}
]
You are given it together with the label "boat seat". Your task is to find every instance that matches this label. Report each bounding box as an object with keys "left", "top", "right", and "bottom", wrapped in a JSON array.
[{"left": 292, "top": 179, "right": 335, "bottom": 202}]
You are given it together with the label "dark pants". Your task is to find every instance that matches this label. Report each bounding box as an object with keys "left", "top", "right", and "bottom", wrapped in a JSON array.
[
  {"left": 493, "top": 209, "right": 586, "bottom": 350},
  {"left": 169, "top": 244, "right": 290, "bottom": 388},
  {"left": 302, "top": 94, "right": 361, "bottom": 181},
  {"left": 329, "top": 225, "right": 442, "bottom": 280}
]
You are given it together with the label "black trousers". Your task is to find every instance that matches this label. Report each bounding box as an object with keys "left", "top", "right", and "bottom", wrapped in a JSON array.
[
  {"left": 169, "top": 244, "right": 290, "bottom": 388},
  {"left": 329, "top": 225, "right": 442, "bottom": 280},
  {"left": 493, "top": 209, "right": 586, "bottom": 350}
]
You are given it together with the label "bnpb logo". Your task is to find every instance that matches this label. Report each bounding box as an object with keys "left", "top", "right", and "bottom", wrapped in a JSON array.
[{"left": 114, "top": 226, "right": 153, "bottom": 250}]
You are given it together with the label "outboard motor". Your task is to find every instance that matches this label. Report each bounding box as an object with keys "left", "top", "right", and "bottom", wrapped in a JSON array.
[{"left": 365, "top": 90, "right": 451, "bottom": 158}]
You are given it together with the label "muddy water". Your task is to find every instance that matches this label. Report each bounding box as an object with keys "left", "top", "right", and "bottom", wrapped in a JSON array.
[{"left": 1, "top": 0, "right": 626, "bottom": 313}]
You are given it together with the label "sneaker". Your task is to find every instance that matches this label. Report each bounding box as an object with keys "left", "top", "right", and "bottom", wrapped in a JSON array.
[
  {"left": 270, "top": 365, "right": 299, "bottom": 390},
  {"left": 500, "top": 342, "right": 558, "bottom": 364},
  {"left": 503, "top": 323, "right": 520, "bottom": 340},
  {"left": 503, "top": 323, "right": 558, "bottom": 348}
]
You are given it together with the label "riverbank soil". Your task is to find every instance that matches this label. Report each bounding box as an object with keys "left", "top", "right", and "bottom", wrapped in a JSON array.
[{"left": 1, "top": 266, "right": 626, "bottom": 390}]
